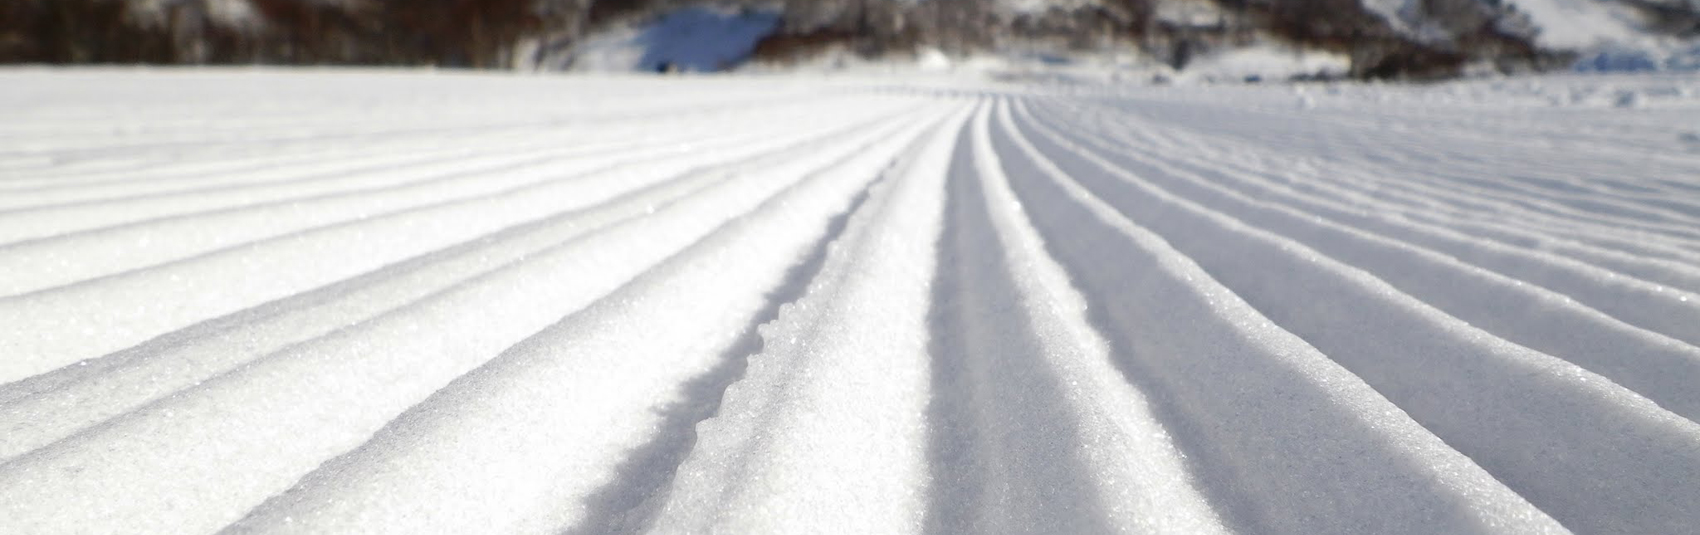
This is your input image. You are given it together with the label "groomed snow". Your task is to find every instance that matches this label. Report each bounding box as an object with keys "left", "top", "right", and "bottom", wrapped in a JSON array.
[{"left": 1, "top": 69, "right": 1699, "bottom": 535}]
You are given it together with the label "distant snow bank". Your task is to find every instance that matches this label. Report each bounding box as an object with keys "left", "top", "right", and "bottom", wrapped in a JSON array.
[
  {"left": 1177, "top": 46, "right": 1351, "bottom": 82},
  {"left": 1576, "top": 44, "right": 1700, "bottom": 74}
]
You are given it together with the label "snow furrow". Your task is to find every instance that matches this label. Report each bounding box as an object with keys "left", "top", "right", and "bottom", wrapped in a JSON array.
[
  {"left": 1058, "top": 98, "right": 1700, "bottom": 247},
  {"left": 1043, "top": 98, "right": 1700, "bottom": 264},
  {"left": 0, "top": 123, "right": 590, "bottom": 196},
  {"left": 1280, "top": 118, "right": 1700, "bottom": 223},
  {"left": 0, "top": 99, "right": 916, "bottom": 296},
  {"left": 1172, "top": 117, "right": 1700, "bottom": 266},
  {"left": 0, "top": 94, "right": 910, "bottom": 243},
  {"left": 0, "top": 122, "right": 655, "bottom": 209},
  {"left": 1046, "top": 103, "right": 1700, "bottom": 292},
  {"left": 923, "top": 101, "right": 1228, "bottom": 534},
  {"left": 0, "top": 104, "right": 920, "bottom": 385},
  {"left": 222, "top": 101, "right": 961, "bottom": 535},
  {"left": 5, "top": 70, "right": 1696, "bottom": 535},
  {"left": 1020, "top": 100, "right": 1700, "bottom": 422},
  {"left": 0, "top": 98, "right": 917, "bottom": 392},
  {"left": 0, "top": 91, "right": 889, "bottom": 206},
  {"left": 989, "top": 101, "right": 1567, "bottom": 535},
  {"left": 1287, "top": 119, "right": 1700, "bottom": 245},
  {"left": 1006, "top": 98, "right": 1700, "bottom": 535},
  {"left": 0, "top": 97, "right": 931, "bottom": 535},
  {"left": 643, "top": 99, "right": 971, "bottom": 535},
  {"left": 0, "top": 138, "right": 656, "bottom": 244},
  {"left": 1105, "top": 92, "right": 1700, "bottom": 208},
  {"left": 0, "top": 105, "right": 933, "bottom": 460}
]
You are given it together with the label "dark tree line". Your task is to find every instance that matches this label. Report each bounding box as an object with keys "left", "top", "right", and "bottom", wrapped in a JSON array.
[
  {"left": 2, "top": 0, "right": 180, "bottom": 63},
  {"left": 1, "top": 0, "right": 544, "bottom": 68},
  {"left": 4, "top": 0, "right": 1668, "bottom": 79}
]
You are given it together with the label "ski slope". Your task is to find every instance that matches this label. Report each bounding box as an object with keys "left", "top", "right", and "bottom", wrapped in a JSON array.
[{"left": 2, "top": 69, "right": 1699, "bottom": 535}]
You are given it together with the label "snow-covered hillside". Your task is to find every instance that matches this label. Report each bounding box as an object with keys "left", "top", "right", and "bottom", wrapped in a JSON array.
[
  {"left": 552, "top": 6, "right": 780, "bottom": 72},
  {"left": 2, "top": 69, "right": 1700, "bottom": 534},
  {"left": 1359, "top": 0, "right": 1700, "bottom": 72},
  {"left": 10, "top": 0, "right": 1698, "bottom": 78}
]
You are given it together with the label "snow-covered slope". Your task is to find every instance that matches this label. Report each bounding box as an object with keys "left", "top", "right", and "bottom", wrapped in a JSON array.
[
  {"left": 45, "top": 0, "right": 1693, "bottom": 77},
  {"left": 998, "top": 0, "right": 1698, "bottom": 75},
  {"left": 553, "top": 6, "right": 780, "bottom": 72},
  {"left": 2, "top": 69, "right": 1700, "bottom": 534},
  {"left": 1358, "top": 0, "right": 1699, "bottom": 72}
]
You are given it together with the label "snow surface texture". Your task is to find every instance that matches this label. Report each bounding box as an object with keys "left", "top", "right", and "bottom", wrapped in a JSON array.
[{"left": 2, "top": 69, "right": 1700, "bottom": 535}]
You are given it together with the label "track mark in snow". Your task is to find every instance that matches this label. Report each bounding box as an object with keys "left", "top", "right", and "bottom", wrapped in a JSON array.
[
  {"left": 644, "top": 100, "right": 972, "bottom": 535},
  {"left": 924, "top": 101, "right": 1227, "bottom": 534}
]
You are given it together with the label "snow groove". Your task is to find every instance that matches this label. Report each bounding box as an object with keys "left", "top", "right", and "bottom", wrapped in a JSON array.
[
  {"left": 1003, "top": 98, "right": 1700, "bottom": 535},
  {"left": 3, "top": 70, "right": 1698, "bottom": 535},
  {"left": 1039, "top": 99, "right": 1700, "bottom": 292},
  {"left": 0, "top": 101, "right": 920, "bottom": 385},
  {"left": 990, "top": 100, "right": 1566, "bottom": 535},
  {"left": 223, "top": 100, "right": 964, "bottom": 535},
  {"left": 925, "top": 102, "right": 1227, "bottom": 535},
  {"left": 1017, "top": 100, "right": 1700, "bottom": 424},
  {"left": 643, "top": 100, "right": 972, "bottom": 535},
  {"left": 0, "top": 87, "right": 931, "bottom": 535}
]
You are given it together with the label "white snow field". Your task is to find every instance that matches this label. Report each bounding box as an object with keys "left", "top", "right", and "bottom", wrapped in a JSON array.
[{"left": 2, "top": 69, "right": 1700, "bottom": 535}]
